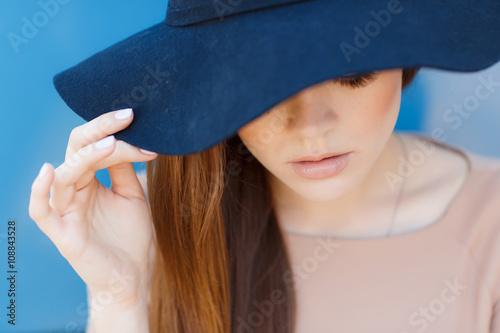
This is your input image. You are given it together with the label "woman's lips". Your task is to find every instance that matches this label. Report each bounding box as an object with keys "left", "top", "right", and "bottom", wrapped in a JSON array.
[{"left": 289, "top": 153, "right": 351, "bottom": 179}]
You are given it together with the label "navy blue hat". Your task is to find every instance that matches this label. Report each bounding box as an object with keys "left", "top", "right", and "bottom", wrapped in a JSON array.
[{"left": 53, "top": 0, "right": 500, "bottom": 156}]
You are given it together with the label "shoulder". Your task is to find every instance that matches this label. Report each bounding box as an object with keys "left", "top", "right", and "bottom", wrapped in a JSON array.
[
  {"left": 401, "top": 132, "right": 500, "bottom": 195},
  {"left": 465, "top": 150, "right": 500, "bottom": 176},
  {"left": 414, "top": 136, "right": 500, "bottom": 308},
  {"left": 396, "top": 132, "right": 500, "bottom": 235},
  {"left": 461, "top": 154, "right": 500, "bottom": 310},
  {"left": 395, "top": 133, "right": 477, "bottom": 230},
  {"left": 456, "top": 145, "right": 500, "bottom": 198}
]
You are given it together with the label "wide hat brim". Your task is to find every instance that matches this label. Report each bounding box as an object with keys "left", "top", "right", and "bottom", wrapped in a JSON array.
[{"left": 53, "top": 0, "right": 500, "bottom": 156}]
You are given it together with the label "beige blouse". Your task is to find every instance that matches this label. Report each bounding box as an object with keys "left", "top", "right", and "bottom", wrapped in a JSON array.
[
  {"left": 136, "top": 141, "right": 500, "bottom": 332},
  {"left": 282, "top": 147, "right": 500, "bottom": 332}
]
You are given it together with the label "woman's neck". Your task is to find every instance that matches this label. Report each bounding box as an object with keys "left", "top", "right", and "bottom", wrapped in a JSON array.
[{"left": 268, "top": 132, "right": 406, "bottom": 237}]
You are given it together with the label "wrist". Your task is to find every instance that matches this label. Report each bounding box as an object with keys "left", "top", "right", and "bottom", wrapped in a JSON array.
[{"left": 87, "top": 294, "right": 149, "bottom": 333}]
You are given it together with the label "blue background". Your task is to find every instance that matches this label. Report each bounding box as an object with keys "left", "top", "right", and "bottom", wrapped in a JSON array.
[{"left": 0, "top": 1, "right": 499, "bottom": 332}]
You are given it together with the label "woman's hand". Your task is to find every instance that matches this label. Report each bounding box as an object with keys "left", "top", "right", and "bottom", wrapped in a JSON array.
[{"left": 28, "top": 108, "right": 158, "bottom": 313}]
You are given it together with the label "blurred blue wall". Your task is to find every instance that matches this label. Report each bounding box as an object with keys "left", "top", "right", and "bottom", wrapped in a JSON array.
[
  {"left": 0, "top": 1, "right": 168, "bottom": 332},
  {"left": 0, "top": 1, "right": 499, "bottom": 332}
]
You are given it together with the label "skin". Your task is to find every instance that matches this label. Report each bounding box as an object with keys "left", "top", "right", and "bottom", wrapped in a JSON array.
[
  {"left": 28, "top": 69, "right": 469, "bottom": 331},
  {"left": 237, "top": 68, "right": 469, "bottom": 238},
  {"left": 28, "top": 109, "right": 156, "bottom": 331}
]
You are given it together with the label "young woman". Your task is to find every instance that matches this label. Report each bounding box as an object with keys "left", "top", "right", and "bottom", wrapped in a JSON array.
[{"left": 29, "top": 1, "right": 500, "bottom": 332}]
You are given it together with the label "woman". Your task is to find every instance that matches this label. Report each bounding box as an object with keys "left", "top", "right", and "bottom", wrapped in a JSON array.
[{"left": 29, "top": 1, "right": 500, "bottom": 332}]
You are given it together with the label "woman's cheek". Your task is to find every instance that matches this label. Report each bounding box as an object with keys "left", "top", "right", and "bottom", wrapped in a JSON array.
[
  {"left": 379, "top": 71, "right": 403, "bottom": 118},
  {"left": 362, "top": 79, "right": 401, "bottom": 131},
  {"left": 238, "top": 117, "right": 275, "bottom": 155}
]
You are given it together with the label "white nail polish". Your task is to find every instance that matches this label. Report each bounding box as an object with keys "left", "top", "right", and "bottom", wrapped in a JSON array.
[
  {"left": 96, "top": 135, "right": 115, "bottom": 149},
  {"left": 114, "top": 108, "right": 133, "bottom": 120},
  {"left": 140, "top": 148, "right": 156, "bottom": 155},
  {"left": 38, "top": 163, "right": 49, "bottom": 178}
]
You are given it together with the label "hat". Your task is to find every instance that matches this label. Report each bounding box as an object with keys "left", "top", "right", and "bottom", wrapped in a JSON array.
[{"left": 53, "top": 0, "right": 500, "bottom": 156}]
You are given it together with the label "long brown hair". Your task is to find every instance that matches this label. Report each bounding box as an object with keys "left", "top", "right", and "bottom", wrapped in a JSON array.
[{"left": 146, "top": 68, "right": 420, "bottom": 333}]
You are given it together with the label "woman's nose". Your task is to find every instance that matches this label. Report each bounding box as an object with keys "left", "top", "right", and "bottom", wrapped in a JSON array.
[{"left": 286, "top": 84, "right": 337, "bottom": 139}]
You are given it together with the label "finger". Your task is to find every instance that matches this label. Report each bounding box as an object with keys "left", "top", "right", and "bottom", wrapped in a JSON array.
[
  {"left": 88, "top": 139, "right": 157, "bottom": 173},
  {"left": 50, "top": 135, "right": 117, "bottom": 216},
  {"left": 108, "top": 162, "right": 147, "bottom": 200},
  {"left": 74, "top": 139, "right": 157, "bottom": 197},
  {"left": 28, "top": 163, "right": 65, "bottom": 242},
  {"left": 65, "top": 108, "right": 134, "bottom": 161}
]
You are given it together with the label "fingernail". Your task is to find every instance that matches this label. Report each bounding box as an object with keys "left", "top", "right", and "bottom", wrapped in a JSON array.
[
  {"left": 114, "top": 108, "right": 133, "bottom": 120},
  {"left": 140, "top": 148, "right": 156, "bottom": 155},
  {"left": 95, "top": 135, "right": 115, "bottom": 149},
  {"left": 38, "top": 163, "right": 49, "bottom": 178}
]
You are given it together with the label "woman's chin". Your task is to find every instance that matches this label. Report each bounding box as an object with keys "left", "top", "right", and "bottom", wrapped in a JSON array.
[{"left": 286, "top": 178, "right": 355, "bottom": 203}]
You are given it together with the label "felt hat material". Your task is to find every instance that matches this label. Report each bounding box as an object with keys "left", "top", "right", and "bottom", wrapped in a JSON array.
[{"left": 53, "top": 0, "right": 500, "bottom": 155}]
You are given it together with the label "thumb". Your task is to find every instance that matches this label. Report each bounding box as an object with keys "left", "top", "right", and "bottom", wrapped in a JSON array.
[{"left": 108, "top": 162, "right": 147, "bottom": 200}]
